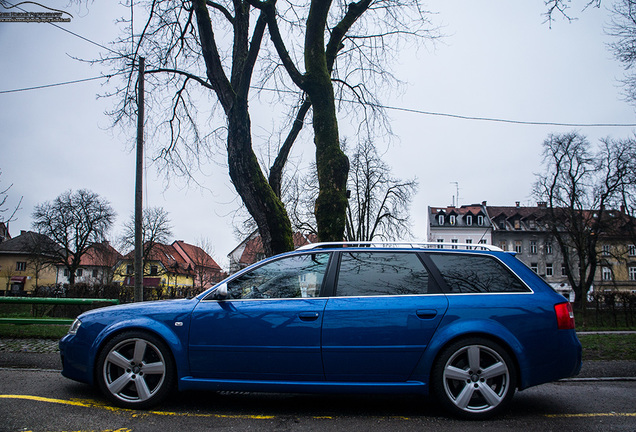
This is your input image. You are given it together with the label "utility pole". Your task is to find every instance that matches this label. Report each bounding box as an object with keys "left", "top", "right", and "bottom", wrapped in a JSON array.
[{"left": 134, "top": 57, "right": 145, "bottom": 302}]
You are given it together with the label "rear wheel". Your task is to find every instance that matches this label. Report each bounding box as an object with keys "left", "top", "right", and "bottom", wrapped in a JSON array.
[
  {"left": 96, "top": 331, "right": 175, "bottom": 409},
  {"left": 432, "top": 337, "right": 516, "bottom": 419}
]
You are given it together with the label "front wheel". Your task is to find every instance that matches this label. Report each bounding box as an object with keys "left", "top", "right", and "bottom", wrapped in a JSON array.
[
  {"left": 431, "top": 337, "right": 517, "bottom": 419},
  {"left": 96, "top": 331, "right": 175, "bottom": 409}
]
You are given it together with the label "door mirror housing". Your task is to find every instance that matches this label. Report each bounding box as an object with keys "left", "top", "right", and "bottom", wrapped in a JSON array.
[{"left": 212, "top": 283, "right": 228, "bottom": 300}]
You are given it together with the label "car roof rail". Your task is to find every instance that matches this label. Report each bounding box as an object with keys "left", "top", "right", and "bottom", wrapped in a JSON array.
[{"left": 296, "top": 241, "right": 503, "bottom": 252}]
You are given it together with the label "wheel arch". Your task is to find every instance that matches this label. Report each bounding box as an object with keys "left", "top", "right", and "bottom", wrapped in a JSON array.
[
  {"left": 414, "top": 320, "right": 529, "bottom": 390},
  {"left": 89, "top": 319, "right": 187, "bottom": 386}
]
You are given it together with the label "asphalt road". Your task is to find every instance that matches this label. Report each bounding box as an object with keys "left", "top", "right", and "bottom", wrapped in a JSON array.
[{"left": 0, "top": 347, "right": 634, "bottom": 432}]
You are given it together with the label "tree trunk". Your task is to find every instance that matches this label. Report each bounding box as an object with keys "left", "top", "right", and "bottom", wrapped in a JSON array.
[
  {"left": 304, "top": 0, "right": 349, "bottom": 242},
  {"left": 227, "top": 103, "right": 294, "bottom": 256}
]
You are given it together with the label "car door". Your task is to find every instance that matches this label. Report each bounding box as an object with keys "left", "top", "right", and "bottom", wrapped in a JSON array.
[
  {"left": 189, "top": 252, "right": 331, "bottom": 381},
  {"left": 321, "top": 251, "right": 448, "bottom": 382}
]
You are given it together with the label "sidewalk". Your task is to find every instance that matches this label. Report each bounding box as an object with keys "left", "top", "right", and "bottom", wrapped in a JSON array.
[{"left": 1, "top": 337, "right": 634, "bottom": 379}]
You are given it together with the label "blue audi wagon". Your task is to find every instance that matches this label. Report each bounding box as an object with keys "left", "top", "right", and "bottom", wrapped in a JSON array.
[{"left": 59, "top": 242, "right": 582, "bottom": 419}]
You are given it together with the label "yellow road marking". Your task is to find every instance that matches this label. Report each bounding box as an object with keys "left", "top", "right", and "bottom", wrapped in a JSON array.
[
  {"left": 544, "top": 412, "right": 636, "bottom": 418},
  {"left": 1, "top": 395, "right": 633, "bottom": 421},
  {"left": 0, "top": 394, "right": 276, "bottom": 419}
]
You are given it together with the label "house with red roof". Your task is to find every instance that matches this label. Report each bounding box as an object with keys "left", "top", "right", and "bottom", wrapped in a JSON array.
[{"left": 113, "top": 240, "right": 224, "bottom": 297}]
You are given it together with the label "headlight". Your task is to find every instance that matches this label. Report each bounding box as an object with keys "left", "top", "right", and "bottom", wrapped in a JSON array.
[{"left": 68, "top": 318, "right": 82, "bottom": 335}]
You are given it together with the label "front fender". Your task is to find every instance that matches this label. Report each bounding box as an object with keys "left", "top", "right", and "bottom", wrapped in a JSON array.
[{"left": 87, "top": 315, "right": 191, "bottom": 386}]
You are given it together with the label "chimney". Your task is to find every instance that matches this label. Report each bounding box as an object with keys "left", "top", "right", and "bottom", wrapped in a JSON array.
[
  {"left": 538, "top": 202, "right": 547, "bottom": 208},
  {"left": 482, "top": 201, "right": 487, "bottom": 206},
  {"left": 515, "top": 201, "right": 520, "bottom": 208},
  {"left": 20, "top": 230, "right": 27, "bottom": 236}
]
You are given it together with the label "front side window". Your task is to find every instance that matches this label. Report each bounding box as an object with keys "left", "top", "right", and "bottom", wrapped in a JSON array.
[
  {"left": 466, "top": 215, "right": 473, "bottom": 226},
  {"left": 336, "top": 252, "right": 431, "bottom": 296},
  {"left": 478, "top": 215, "right": 484, "bottom": 226},
  {"left": 226, "top": 253, "right": 330, "bottom": 300},
  {"left": 515, "top": 241, "right": 523, "bottom": 254},
  {"left": 629, "top": 266, "right": 636, "bottom": 281},
  {"left": 530, "top": 241, "right": 537, "bottom": 255},
  {"left": 546, "top": 242, "right": 553, "bottom": 254},
  {"left": 629, "top": 244, "right": 636, "bottom": 256},
  {"left": 16, "top": 262, "right": 26, "bottom": 271},
  {"left": 76, "top": 269, "right": 83, "bottom": 277},
  {"left": 429, "top": 253, "right": 530, "bottom": 293}
]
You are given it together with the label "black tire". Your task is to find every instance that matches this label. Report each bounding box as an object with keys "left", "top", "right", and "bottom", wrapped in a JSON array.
[
  {"left": 431, "top": 337, "right": 517, "bottom": 420},
  {"left": 96, "top": 331, "right": 176, "bottom": 409}
]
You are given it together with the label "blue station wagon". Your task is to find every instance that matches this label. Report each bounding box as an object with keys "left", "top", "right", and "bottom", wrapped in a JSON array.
[{"left": 59, "top": 242, "right": 582, "bottom": 419}]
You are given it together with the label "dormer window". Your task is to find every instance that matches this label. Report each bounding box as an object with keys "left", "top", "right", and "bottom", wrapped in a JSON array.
[
  {"left": 450, "top": 215, "right": 456, "bottom": 225},
  {"left": 466, "top": 215, "right": 473, "bottom": 226},
  {"left": 477, "top": 215, "right": 484, "bottom": 226},
  {"left": 438, "top": 215, "right": 445, "bottom": 225}
]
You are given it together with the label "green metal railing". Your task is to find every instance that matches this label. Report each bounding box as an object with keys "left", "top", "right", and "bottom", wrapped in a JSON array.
[{"left": 0, "top": 297, "right": 119, "bottom": 325}]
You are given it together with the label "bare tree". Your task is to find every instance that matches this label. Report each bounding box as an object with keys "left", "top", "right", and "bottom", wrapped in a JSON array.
[
  {"left": 287, "top": 140, "right": 418, "bottom": 242},
  {"left": 606, "top": 0, "right": 636, "bottom": 105},
  {"left": 0, "top": 169, "right": 22, "bottom": 226},
  {"left": 345, "top": 140, "right": 418, "bottom": 241},
  {"left": 533, "top": 132, "right": 634, "bottom": 312},
  {"left": 189, "top": 237, "right": 224, "bottom": 294},
  {"left": 95, "top": 0, "right": 436, "bottom": 256},
  {"left": 32, "top": 189, "right": 116, "bottom": 288},
  {"left": 120, "top": 207, "right": 173, "bottom": 260}
]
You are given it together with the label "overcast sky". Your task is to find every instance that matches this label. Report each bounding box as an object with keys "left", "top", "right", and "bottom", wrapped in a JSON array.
[{"left": 1, "top": 1, "right": 635, "bottom": 268}]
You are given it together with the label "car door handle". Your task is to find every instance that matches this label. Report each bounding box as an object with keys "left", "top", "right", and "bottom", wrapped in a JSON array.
[
  {"left": 416, "top": 309, "right": 438, "bottom": 320},
  {"left": 298, "top": 312, "right": 320, "bottom": 321}
]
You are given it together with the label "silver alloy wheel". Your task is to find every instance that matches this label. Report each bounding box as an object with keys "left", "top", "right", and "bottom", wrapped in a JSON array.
[
  {"left": 441, "top": 344, "right": 510, "bottom": 414},
  {"left": 102, "top": 337, "right": 167, "bottom": 404}
]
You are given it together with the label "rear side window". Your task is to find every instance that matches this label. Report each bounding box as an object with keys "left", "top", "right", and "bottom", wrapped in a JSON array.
[
  {"left": 428, "top": 253, "right": 530, "bottom": 293},
  {"left": 336, "top": 252, "right": 431, "bottom": 296}
]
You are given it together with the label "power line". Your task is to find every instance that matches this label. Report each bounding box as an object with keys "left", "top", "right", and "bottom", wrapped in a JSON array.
[
  {"left": 0, "top": 76, "right": 111, "bottom": 94},
  {"left": 3, "top": 76, "right": 636, "bottom": 128},
  {"left": 375, "top": 103, "right": 636, "bottom": 128}
]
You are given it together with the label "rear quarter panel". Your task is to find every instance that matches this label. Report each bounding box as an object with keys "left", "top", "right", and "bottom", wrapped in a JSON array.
[{"left": 412, "top": 291, "right": 565, "bottom": 390}]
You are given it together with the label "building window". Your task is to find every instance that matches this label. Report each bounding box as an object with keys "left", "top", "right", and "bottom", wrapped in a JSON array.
[
  {"left": 477, "top": 215, "right": 484, "bottom": 226},
  {"left": 531, "top": 263, "right": 538, "bottom": 273},
  {"left": 465, "top": 239, "right": 473, "bottom": 244},
  {"left": 546, "top": 263, "right": 553, "bottom": 277},
  {"left": 92, "top": 269, "right": 99, "bottom": 278},
  {"left": 478, "top": 239, "right": 487, "bottom": 245},
  {"left": 451, "top": 238, "right": 458, "bottom": 249},
  {"left": 515, "top": 241, "right": 522, "bottom": 254},
  {"left": 437, "top": 238, "right": 444, "bottom": 249},
  {"left": 546, "top": 242, "right": 553, "bottom": 254},
  {"left": 629, "top": 244, "right": 636, "bottom": 256},
  {"left": 64, "top": 269, "right": 69, "bottom": 277},
  {"left": 561, "top": 263, "right": 567, "bottom": 277},
  {"left": 630, "top": 266, "right": 636, "bottom": 281},
  {"left": 602, "top": 244, "right": 610, "bottom": 256},
  {"left": 438, "top": 215, "right": 445, "bottom": 225},
  {"left": 514, "top": 220, "right": 521, "bottom": 230},
  {"left": 76, "top": 269, "right": 83, "bottom": 277},
  {"left": 466, "top": 215, "right": 473, "bottom": 226},
  {"left": 450, "top": 215, "right": 456, "bottom": 225},
  {"left": 499, "top": 241, "right": 507, "bottom": 251},
  {"left": 126, "top": 265, "right": 134, "bottom": 275},
  {"left": 150, "top": 265, "right": 158, "bottom": 276},
  {"left": 529, "top": 219, "right": 536, "bottom": 229},
  {"left": 16, "top": 262, "right": 26, "bottom": 271},
  {"left": 530, "top": 241, "right": 537, "bottom": 254},
  {"left": 602, "top": 266, "right": 612, "bottom": 281}
]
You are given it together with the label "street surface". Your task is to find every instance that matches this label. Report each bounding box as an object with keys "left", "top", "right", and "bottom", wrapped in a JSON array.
[{"left": 0, "top": 366, "right": 634, "bottom": 432}]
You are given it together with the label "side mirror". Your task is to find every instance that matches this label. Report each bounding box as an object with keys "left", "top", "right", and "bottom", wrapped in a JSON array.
[{"left": 212, "top": 283, "right": 228, "bottom": 300}]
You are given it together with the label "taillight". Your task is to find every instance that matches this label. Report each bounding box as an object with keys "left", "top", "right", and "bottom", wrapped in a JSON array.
[{"left": 555, "top": 302, "right": 575, "bottom": 330}]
